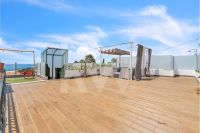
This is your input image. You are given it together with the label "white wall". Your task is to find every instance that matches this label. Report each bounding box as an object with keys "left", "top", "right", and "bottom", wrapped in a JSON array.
[
  {"left": 119, "top": 54, "right": 200, "bottom": 77},
  {"left": 64, "top": 63, "right": 99, "bottom": 78},
  {"left": 37, "top": 62, "right": 47, "bottom": 78}
]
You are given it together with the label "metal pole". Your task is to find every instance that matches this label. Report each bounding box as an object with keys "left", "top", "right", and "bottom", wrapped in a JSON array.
[
  {"left": 52, "top": 55, "right": 54, "bottom": 79},
  {"left": 45, "top": 51, "right": 47, "bottom": 63},
  {"left": 65, "top": 53, "right": 66, "bottom": 64},
  {"left": 188, "top": 49, "right": 199, "bottom": 70},
  {"left": 99, "top": 48, "right": 102, "bottom": 76},
  {"left": 130, "top": 42, "right": 133, "bottom": 80},
  {"left": 115, "top": 56, "right": 117, "bottom": 67},
  {"left": 84, "top": 61, "right": 87, "bottom": 77},
  {"left": 66, "top": 51, "right": 68, "bottom": 63},
  {"left": 14, "top": 62, "right": 17, "bottom": 75},
  {"left": 96, "top": 41, "right": 135, "bottom": 49},
  {"left": 0, "top": 48, "right": 34, "bottom": 53},
  {"left": 195, "top": 49, "right": 198, "bottom": 70},
  {"left": 33, "top": 51, "right": 36, "bottom": 77},
  {"left": 196, "top": 54, "right": 200, "bottom": 70},
  {"left": 119, "top": 55, "right": 121, "bottom": 68}
]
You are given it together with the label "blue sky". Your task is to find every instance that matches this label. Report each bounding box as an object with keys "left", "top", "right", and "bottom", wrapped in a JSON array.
[{"left": 0, "top": 0, "right": 199, "bottom": 63}]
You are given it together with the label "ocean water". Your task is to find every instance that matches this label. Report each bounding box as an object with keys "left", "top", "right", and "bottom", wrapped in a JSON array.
[{"left": 4, "top": 64, "right": 34, "bottom": 71}]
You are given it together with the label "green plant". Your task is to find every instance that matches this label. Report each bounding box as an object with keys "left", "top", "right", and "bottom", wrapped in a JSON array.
[
  {"left": 6, "top": 77, "right": 37, "bottom": 83},
  {"left": 196, "top": 70, "right": 200, "bottom": 74},
  {"left": 111, "top": 58, "right": 117, "bottom": 63},
  {"left": 45, "top": 64, "right": 50, "bottom": 79},
  {"left": 85, "top": 54, "right": 96, "bottom": 63},
  {"left": 59, "top": 65, "right": 65, "bottom": 78},
  {"left": 79, "top": 59, "right": 85, "bottom": 63},
  {"left": 65, "top": 64, "right": 84, "bottom": 72}
]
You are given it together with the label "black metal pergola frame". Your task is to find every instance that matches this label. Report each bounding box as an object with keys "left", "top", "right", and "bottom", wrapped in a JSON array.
[{"left": 41, "top": 47, "right": 68, "bottom": 79}]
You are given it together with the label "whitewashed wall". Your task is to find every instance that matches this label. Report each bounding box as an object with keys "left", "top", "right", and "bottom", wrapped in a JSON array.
[
  {"left": 37, "top": 62, "right": 47, "bottom": 77},
  {"left": 119, "top": 54, "right": 200, "bottom": 77},
  {"left": 64, "top": 63, "right": 99, "bottom": 78}
]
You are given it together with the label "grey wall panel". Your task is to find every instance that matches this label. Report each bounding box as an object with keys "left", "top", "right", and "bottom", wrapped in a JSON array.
[
  {"left": 118, "top": 55, "right": 199, "bottom": 70},
  {"left": 54, "top": 56, "right": 62, "bottom": 68},
  {"left": 150, "top": 55, "right": 173, "bottom": 69},
  {"left": 37, "top": 62, "right": 46, "bottom": 77},
  {"left": 174, "top": 55, "right": 197, "bottom": 70},
  {"left": 117, "top": 57, "right": 136, "bottom": 67},
  {"left": 118, "top": 55, "right": 173, "bottom": 69},
  {"left": 47, "top": 55, "right": 53, "bottom": 78},
  {"left": 41, "top": 62, "right": 46, "bottom": 76},
  {"left": 37, "top": 63, "right": 41, "bottom": 76},
  {"left": 198, "top": 54, "right": 200, "bottom": 70}
]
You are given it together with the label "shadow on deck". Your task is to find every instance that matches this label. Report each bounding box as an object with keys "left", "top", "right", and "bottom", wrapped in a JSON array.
[{"left": 2, "top": 84, "right": 19, "bottom": 133}]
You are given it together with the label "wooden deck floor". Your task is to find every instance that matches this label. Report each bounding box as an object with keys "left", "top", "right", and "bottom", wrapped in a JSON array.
[{"left": 5, "top": 76, "right": 200, "bottom": 133}]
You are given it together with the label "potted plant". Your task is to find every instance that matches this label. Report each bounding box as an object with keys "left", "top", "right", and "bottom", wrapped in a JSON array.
[{"left": 0, "top": 63, "right": 4, "bottom": 72}]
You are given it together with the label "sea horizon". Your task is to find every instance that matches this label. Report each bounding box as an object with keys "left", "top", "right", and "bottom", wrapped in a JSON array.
[{"left": 4, "top": 64, "right": 34, "bottom": 71}]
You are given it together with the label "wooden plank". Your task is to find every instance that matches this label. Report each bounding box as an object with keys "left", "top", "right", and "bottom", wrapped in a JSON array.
[{"left": 7, "top": 76, "right": 199, "bottom": 133}]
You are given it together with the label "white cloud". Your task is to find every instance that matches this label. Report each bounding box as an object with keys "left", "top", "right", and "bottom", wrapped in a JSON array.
[
  {"left": 1, "top": 4, "right": 199, "bottom": 64},
  {"left": 113, "top": 5, "right": 199, "bottom": 51},
  {"left": 139, "top": 5, "right": 167, "bottom": 16},
  {"left": 0, "top": 37, "right": 15, "bottom": 49},
  {"left": 0, "top": 37, "right": 39, "bottom": 64},
  {"left": 21, "top": 26, "right": 107, "bottom": 62},
  {"left": 0, "top": 26, "right": 106, "bottom": 63},
  {"left": 19, "top": 0, "right": 74, "bottom": 11},
  {"left": 0, "top": 37, "right": 7, "bottom": 46},
  {"left": 0, "top": 38, "right": 3, "bottom": 45}
]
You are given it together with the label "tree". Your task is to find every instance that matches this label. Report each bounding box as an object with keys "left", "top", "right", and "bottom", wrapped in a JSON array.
[
  {"left": 74, "top": 61, "right": 78, "bottom": 63},
  {"left": 79, "top": 59, "right": 85, "bottom": 63},
  {"left": 85, "top": 54, "right": 96, "bottom": 63},
  {"left": 111, "top": 58, "right": 116, "bottom": 63}
]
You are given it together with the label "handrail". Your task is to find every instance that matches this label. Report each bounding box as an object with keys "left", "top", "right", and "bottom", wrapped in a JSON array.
[{"left": 0, "top": 69, "right": 6, "bottom": 130}]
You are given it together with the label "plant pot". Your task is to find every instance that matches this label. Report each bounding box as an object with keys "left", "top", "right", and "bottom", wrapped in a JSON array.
[{"left": 0, "top": 63, "right": 4, "bottom": 72}]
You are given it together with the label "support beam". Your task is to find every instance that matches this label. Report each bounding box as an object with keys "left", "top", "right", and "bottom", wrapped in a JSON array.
[
  {"left": 130, "top": 42, "right": 133, "bottom": 80},
  {"left": 46, "top": 54, "right": 64, "bottom": 56},
  {"left": 52, "top": 49, "right": 57, "bottom": 79},
  {"left": 46, "top": 51, "right": 47, "bottom": 63},
  {"left": 66, "top": 52, "right": 68, "bottom": 64},
  {"left": 0, "top": 48, "right": 34, "bottom": 53},
  {"left": 97, "top": 41, "right": 135, "bottom": 49},
  {"left": 119, "top": 55, "right": 121, "bottom": 68},
  {"left": 33, "top": 51, "right": 36, "bottom": 77},
  {"left": 99, "top": 48, "right": 102, "bottom": 76}
]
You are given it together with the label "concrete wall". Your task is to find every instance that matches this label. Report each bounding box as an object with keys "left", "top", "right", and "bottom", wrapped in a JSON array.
[
  {"left": 117, "top": 57, "right": 136, "bottom": 67},
  {"left": 118, "top": 54, "right": 200, "bottom": 77},
  {"left": 64, "top": 63, "right": 99, "bottom": 78},
  {"left": 118, "top": 55, "right": 174, "bottom": 69},
  {"left": 174, "top": 55, "right": 197, "bottom": 70},
  {"left": 150, "top": 55, "right": 173, "bottom": 69},
  {"left": 37, "top": 63, "right": 40, "bottom": 76},
  {"left": 198, "top": 54, "right": 200, "bottom": 70},
  {"left": 173, "top": 55, "right": 198, "bottom": 76},
  {"left": 37, "top": 62, "right": 47, "bottom": 77},
  {"left": 65, "top": 70, "right": 84, "bottom": 78}
]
